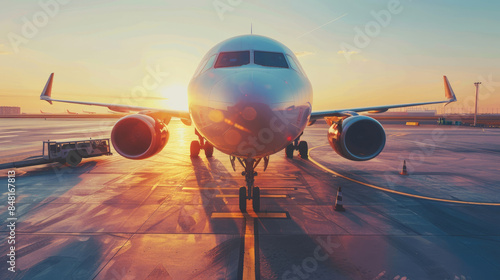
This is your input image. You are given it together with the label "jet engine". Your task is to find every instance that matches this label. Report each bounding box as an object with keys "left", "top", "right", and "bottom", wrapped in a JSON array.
[
  {"left": 111, "top": 114, "right": 169, "bottom": 159},
  {"left": 328, "top": 115, "right": 386, "bottom": 161}
]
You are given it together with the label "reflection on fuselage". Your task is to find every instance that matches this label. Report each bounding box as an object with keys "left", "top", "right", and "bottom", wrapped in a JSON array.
[{"left": 188, "top": 35, "right": 313, "bottom": 158}]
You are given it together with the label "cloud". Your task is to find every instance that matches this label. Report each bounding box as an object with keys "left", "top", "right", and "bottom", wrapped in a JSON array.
[
  {"left": 337, "top": 50, "right": 359, "bottom": 55},
  {"left": 337, "top": 50, "right": 368, "bottom": 62},
  {"left": 294, "top": 51, "right": 314, "bottom": 57},
  {"left": 0, "top": 44, "right": 11, "bottom": 55}
]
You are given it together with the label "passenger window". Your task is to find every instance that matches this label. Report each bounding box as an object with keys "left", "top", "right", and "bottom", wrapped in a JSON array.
[
  {"left": 214, "top": 51, "right": 250, "bottom": 68},
  {"left": 254, "top": 51, "right": 288, "bottom": 68}
]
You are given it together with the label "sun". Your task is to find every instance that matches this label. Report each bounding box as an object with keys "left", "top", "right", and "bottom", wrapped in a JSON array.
[{"left": 159, "top": 84, "right": 189, "bottom": 111}]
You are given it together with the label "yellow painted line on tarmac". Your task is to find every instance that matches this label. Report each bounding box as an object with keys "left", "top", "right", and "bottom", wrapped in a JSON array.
[
  {"left": 258, "top": 187, "right": 297, "bottom": 191},
  {"left": 216, "top": 194, "right": 287, "bottom": 198},
  {"left": 182, "top": 187, "right": 237, "bottom": 191},
  {"left": 211, "top": 212, "right": 288, "bottom": 219},
  {"left": 253, "top": 177, "right": 298, "bottom": 180},
  {"left": 309, "top": 145, "right": 500, "bottom": 206},
  {"left": 212, "top": 210, "right": 288, "bottom": 279},
  {"left": 182, "top": 187, "right": 296, "bottom": 191},
  {"left": 220, "top": 177, "right": 297, "bottom": 180},
  {"left": 240, "top": 207, "right": 288, "bottom": 279},
  {"left": 242, "top": 213, "right": 255, "bottom": 280}
]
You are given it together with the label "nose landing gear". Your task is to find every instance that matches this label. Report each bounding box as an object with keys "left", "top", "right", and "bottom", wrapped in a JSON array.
[{"left": 231, "top": 156, "right": 269, "bottom": 212}]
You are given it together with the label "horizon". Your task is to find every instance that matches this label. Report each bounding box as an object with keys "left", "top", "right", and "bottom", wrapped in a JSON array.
[{"left": 1, "top": 0, "right": 499, "bottom": 114}]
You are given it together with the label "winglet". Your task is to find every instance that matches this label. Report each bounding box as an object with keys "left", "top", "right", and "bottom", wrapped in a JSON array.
[
  {"left": 40, "top": 73, "right": 54, "bottom": 104},
  {"left": 443, "top": 75, "right": 457, "bottom": 103}
]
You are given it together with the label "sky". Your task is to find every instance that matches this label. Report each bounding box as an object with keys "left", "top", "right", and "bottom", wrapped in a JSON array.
[{"left": 1, "top": 0, "right": 499, "bottom": 114}]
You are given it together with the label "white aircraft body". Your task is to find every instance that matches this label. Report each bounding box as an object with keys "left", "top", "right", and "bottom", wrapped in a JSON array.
[{"left": 40, "top": 34, "right": 457, "bottom": 211}]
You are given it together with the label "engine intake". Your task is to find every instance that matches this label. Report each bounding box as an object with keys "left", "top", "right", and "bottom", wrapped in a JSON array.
[
  {"left": 111, "top": 114, "right": 169, "bottom": 159},
  {"left": 328, "top": 115, "right": 386, "bottom": 161}
]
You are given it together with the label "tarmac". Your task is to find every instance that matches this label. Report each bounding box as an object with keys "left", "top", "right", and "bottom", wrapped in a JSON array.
[{"left": 1, "top": 118, "right": 500, "bottom": 280}]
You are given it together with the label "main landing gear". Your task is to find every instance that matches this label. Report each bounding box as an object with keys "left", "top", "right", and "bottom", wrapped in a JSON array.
[
  {"left": 190, "top": 129, "right": 214, "bottom": 157},
  {"left": 285, "top": 132, "right": 308, "bottom": 159},
  {"left": 231, "top": 156, "right": 269, "bottom": 212}
]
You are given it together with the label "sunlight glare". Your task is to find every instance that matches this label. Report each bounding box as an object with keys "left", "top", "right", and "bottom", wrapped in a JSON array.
[{"left": 160, "top": 84, "right": 189, "bottom": 111}]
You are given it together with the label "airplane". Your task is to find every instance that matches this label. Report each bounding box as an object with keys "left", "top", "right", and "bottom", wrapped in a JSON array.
[
  {"left": 40, "top": 110, "right": 52, "bottom": 114},
  {"left": 39, "top": 34, "right": 457, "bottom": 212},
  {"left": 66, "top": 109, "right": 78, "bottom": 115},
  {"left": 82, "top": 110, "right": 97, "bottom": 114}
]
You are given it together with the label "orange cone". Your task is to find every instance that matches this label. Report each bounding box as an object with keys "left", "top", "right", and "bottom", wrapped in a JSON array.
[
  {"left": 334, "top": 187, "right": 345, "bottom": 212},
  {"left": 400, "top": 160, "right": 408, "bottom": 175}
]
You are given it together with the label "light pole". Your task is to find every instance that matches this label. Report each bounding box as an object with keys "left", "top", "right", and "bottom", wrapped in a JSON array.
[{"left": 474, "top": 82, "right": 481, "bottom": 126}]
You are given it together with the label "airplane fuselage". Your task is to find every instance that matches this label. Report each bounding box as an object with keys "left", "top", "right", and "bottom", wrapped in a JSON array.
[{"left": 188, "top": 35, "right": 313, "bottom": 158}]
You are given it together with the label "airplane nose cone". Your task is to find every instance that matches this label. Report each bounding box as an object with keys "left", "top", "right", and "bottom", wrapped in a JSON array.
[
  {"left": 201, "top": 70, "right": 304, "bottom": 157},
  {"left": 210, "top": 70, "right": 293, "bottom": 105}
]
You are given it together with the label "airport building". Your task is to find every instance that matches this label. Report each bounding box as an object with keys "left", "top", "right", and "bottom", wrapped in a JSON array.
[{"left": 0, "top": 106, "right": 21, "bottom": 115}]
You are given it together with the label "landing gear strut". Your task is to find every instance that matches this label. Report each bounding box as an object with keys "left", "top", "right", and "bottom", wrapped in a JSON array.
[
  {"left": 232, "top": 156, "right": 269, "bottom": 212},
  {"left": 191, "top": 129, "right": 214, "bottom": 157},
  {"left": 285, "top": 132, "right": 308, "bottom": 159}
]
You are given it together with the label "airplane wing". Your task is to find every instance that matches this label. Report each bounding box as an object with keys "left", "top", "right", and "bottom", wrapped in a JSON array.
[
  {"left": 310, "top": 76, "right": 457, "bottom": 119},
  {"left": 40, "top": 73, "right": 191, "bottom": 121}
]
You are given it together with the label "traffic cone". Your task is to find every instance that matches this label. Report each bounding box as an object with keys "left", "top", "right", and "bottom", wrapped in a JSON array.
[
  {"left": 334, "top": 187, "right": 345, "bottom": 212},
  {"left": 400, "top": 160, "right": 408, "bottom": 175}
]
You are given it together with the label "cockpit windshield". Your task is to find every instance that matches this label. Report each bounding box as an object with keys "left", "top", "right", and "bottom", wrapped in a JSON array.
[
  {"left": 214, "top": 51, "right": 250, "bottom": 68},
  {"left": 254, "top": 51, "right": 289, "bottom": 68}
]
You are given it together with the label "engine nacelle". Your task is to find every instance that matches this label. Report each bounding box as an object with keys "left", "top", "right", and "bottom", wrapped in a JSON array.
[
  {"left": 328, "top": 115, "right": 386, "bottom": 161},
  {"left": 111, "top": 114, "right": 169, "bottom": 160}
]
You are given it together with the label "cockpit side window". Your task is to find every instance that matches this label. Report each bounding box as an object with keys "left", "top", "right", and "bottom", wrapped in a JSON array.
[
  {"left": 214, "top": 51, "right": 250, "bottom": 68},
  {"left": 193, "top": 56, "right": 209, "bottom": 77},
  {"left": 200, "top": 54, "right": 217, "bottom": 74},
  {"left": 254, "top": 51, "right": 289, "bottom": 68},
  {"left": 286, "top": 55, "right": 300, "bottom": 73},
  {"left": 286, "top": 54, "right": 307, "bottom": 76}
]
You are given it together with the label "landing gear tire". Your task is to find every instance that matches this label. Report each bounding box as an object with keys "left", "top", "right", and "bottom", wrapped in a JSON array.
[
  {"left": 190, "top": 140, "right": 200, "bottom": 157},
  {"left": 298, "top": 141, "right": 308, "bottom": 159},
  {"left": 285, "top": 144, "right": 294, "bottom": 159},
  {"left": 239, "top": 187, "right": 247, "bottom": 212},
  {"left": 252, "top": 187, "right": 260, "bottom": 212},
  {"left": 204, "top": 142, "right": 214, "bottom": 157}
]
